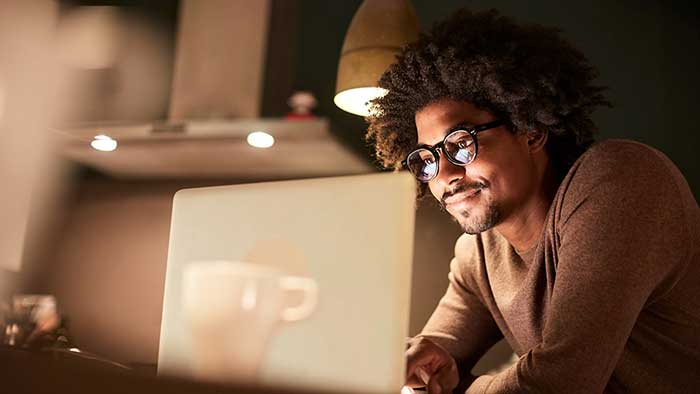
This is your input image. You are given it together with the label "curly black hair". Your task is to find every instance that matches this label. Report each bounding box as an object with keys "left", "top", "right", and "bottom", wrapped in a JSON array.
[{"left": 366, "top": 8, "right": 611, "bottom": 192}]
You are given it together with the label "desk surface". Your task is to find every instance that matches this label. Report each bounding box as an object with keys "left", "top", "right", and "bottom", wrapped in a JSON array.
[{"left": 1, "top": 347, "right": 385, "bottom": 394}]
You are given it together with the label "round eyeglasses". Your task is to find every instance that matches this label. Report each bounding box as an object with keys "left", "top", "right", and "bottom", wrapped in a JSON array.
[{"left": 402, "top": 119, "right": 505, "bottom": 182}]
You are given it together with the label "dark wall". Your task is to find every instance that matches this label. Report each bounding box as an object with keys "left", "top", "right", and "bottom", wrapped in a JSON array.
[{"left": 293, "top": 0, "right": 699, "bottom": 199}]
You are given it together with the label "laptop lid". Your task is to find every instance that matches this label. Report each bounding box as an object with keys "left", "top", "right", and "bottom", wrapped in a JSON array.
[{"left": 158, "top": 172, "right": 416, "bottom": 393}]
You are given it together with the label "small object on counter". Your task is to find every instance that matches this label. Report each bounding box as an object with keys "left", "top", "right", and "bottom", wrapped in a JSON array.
[
  {"left": 284, "top": 90, "right": 318, "bottom": 120},
  {"left": 1, "top": 294, "right": 69, "bottom": 349}
]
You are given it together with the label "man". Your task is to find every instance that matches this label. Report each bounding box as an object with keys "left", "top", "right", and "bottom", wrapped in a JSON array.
[{"left": 366, "top": 9, "right": 699, "bottom": 394}]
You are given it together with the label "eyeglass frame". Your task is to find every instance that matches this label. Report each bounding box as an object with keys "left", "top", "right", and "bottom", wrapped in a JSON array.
[{"left": 401, "top": 119, "right": 506, "bottom": 182}]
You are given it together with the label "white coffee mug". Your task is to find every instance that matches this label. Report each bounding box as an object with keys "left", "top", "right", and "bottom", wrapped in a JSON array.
[{"left": 182, "top": 261, "right": 318, "bottom": 383}]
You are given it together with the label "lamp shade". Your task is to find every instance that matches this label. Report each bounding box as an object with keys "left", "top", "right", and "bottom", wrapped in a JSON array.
[{"left": 334, "top": 0, "right": 419, "bottom": 116}]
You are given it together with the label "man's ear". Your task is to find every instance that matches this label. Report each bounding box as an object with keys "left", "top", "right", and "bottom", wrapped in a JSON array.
[{"left": 526, "top": 130, "right": 548, "bottom": 153}]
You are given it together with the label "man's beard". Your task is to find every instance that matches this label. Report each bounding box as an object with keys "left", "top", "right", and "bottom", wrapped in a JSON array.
[
  {"left": 453, "top": 198, "right": 500, "bottom": 234},
  {"left": 439, "top": 181, "right": 501, "bottom": 234}
]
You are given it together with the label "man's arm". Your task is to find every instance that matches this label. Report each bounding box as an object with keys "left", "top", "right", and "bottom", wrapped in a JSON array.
[
  {"left": 466, "top": 143, "right": 693, "bottom": 393},
  {"left": 418, "top": 238, "right": 504, "bottom": 385}
]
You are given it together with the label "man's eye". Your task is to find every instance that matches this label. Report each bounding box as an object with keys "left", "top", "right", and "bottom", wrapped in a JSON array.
[{"left": 457, "top": 139, "right": 472, "bottom": 149}]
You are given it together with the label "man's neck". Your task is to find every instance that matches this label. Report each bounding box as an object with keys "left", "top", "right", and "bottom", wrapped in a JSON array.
[{"left": 495, "top": 163, "right": 558, "bottom": 253}]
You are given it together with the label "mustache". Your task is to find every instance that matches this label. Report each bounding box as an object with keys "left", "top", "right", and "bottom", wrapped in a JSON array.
[{"left": 440, "top": 181, "right": 487, "bottom": 207}]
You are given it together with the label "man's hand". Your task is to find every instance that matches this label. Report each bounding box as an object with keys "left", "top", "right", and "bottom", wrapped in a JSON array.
[{"left": 405, "top": 336, "right": 459, "bottom": 394}]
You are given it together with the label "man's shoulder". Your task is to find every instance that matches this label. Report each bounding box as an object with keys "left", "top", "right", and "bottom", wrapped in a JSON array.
[
  {"left": 556, "top": 139, "right": 696, "bottom": 233},
  {"left": 576, "top": 139, "right": 671, "bottom": 176},
  {"left": 587, "top": 138, "right": 656, "bottom": 154},
  {"left": 560, "top": 139, "right": 682, "bottom": 200}
]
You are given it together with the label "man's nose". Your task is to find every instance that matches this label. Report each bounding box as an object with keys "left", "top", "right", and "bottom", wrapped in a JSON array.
[{"left": 433, "top": 151, "right": 464, "bottom": 189}]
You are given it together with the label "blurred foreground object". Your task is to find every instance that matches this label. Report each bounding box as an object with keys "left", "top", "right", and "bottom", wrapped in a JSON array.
[
  {"left": 0, "top": 1, "right": 61, "bottom": 274},
  {"left": 1, "top": 295, "right": 60, "bottom": 348}
]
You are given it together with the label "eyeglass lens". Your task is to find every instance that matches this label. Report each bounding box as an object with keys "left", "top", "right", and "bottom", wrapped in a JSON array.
[
  {"left": 406, "top": 131, "right": 476, "bottom": 182},
  {"left": 406, "top": 149, "right": 438, "bottom": 182}
]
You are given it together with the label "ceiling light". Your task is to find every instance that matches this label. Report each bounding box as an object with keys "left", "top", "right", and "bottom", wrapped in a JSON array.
[
  {"left": 334, "top": 0, "right": 419, "bottom": 116},
  {"left": 247, "top": 131, "right": 274, "bottom": 148},
  {"left": 91, "top": 134, "right": 118, "bottom": 152}
]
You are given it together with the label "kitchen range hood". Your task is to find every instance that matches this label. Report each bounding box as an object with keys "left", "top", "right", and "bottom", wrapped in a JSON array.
[{"left": 54, "top": 0, "right": 372, "bottom": 180}]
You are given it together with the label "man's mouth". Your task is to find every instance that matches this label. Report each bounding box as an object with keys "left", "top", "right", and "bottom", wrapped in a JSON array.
[
  {"left": 441, "top": 181, "right": 486, "bottom": 207},
  {"left": 443, "top": 189, "right": 481, "bottom": 208}
]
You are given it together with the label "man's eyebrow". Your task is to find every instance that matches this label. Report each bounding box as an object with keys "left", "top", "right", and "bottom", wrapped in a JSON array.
[
  {"left": 416, "top": 121, "right": 476, "bottom": 146},
  {"left": 447, "top": 121, "right": 476, "bottom": 133}
]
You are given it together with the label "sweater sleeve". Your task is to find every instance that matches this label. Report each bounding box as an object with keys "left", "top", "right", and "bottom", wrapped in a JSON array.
[
  {"left": 466, "top": 142, "right": 693, "bottom": 393},
  {"left": 420, "top": 234, "right": 504, "bottom": 379}
]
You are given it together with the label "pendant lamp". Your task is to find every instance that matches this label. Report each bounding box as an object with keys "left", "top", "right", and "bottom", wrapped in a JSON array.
[{"left": 334, "top": 0, "right": 419, "bottom": 116}]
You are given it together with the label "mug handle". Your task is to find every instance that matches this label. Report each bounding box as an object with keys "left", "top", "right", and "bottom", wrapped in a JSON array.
[{"left": 279, "top": 276, "right": 318, "bottom": 322}]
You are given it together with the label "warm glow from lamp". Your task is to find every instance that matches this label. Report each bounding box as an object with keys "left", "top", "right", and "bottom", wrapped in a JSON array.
[
  {"left": 247, "top": 131, "right": 275, "bottom": 148},
  {"left": 91, "top": 134, "right": 118, "bottom": 152},
  {"left": 334, "top": 0, "right": 419, "bottom": 116},
  {"left": 333, "top": 87, "right": 388, "bottom": 117}
]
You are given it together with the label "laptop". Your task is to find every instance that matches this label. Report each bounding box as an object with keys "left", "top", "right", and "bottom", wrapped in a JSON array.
[{"left": 158, "top": 172, "right": 416, "bottom": 393}]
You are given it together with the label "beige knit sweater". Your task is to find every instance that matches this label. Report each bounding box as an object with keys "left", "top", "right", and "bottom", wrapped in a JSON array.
[{"left": 420, "top": 140, "right": 700, "bottom": 393}]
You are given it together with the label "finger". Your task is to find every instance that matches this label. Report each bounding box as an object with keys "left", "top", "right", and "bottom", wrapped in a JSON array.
[
  {"left": 405, "top": 365, "right": 431, "bottom": 388},
  {"left": 416, "top": 366, "right": 431, "bottom": 384},
  {"left": 405, "top": 376, "right": 427, "bottom": 388},
  {"left": 427, "top": 368, "right": 448, "bottom": 394},
  {"left": 405, "top": 345, "right": 439, "bottom": 379},
  {"left": 427, "top": 364, "right": 459, "bottom": 394},
  {"left": 405, "top": 337, "right": 455, "bottom": 388},
  {"left": 405, "top": 361, "right": 431, "bottom": 385}
]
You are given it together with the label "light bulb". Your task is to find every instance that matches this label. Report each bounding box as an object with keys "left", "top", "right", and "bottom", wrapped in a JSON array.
[
  {"left": 334, "top": 87, "right": 388, "bottom": 117},
  {"left": 247, "top": 131, "right": 275, "bottom": 148},
  {"left": 91, "top": 134, "right": 118, "bottom": 152}
]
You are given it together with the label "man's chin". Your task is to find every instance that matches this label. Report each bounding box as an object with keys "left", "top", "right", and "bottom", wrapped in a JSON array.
[
  {"left": 459, "top": 219, "right": 493, "bottom": 234},
  {"left": 455, "top": 208, "right": 500, "bottom": 234},
  {"left": 461, "top": 223, "right": 491, "bottom": 235}
]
